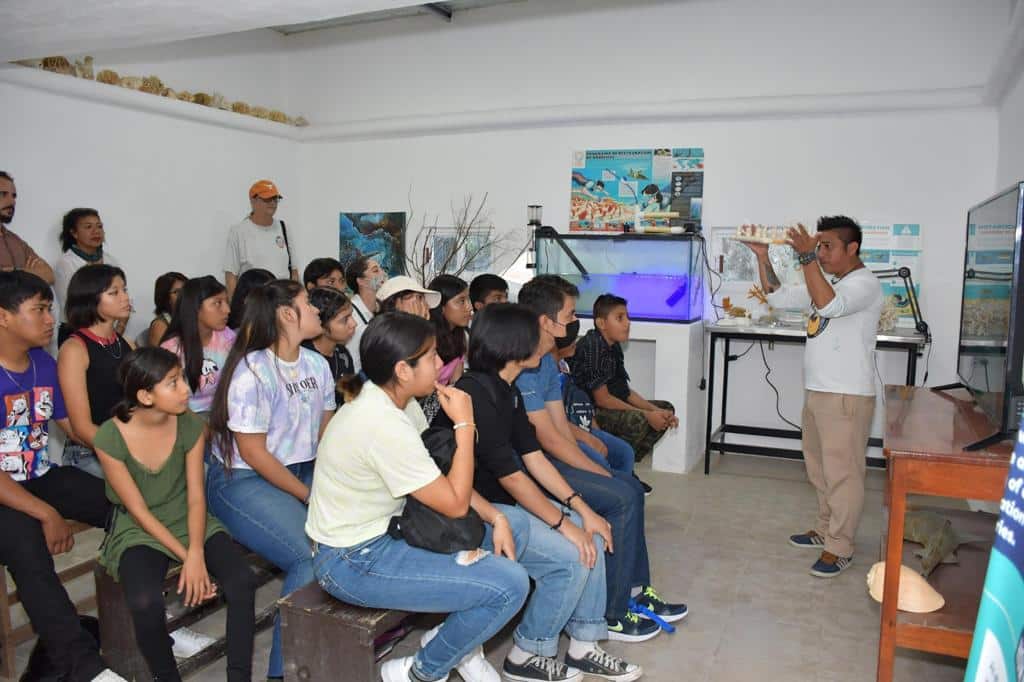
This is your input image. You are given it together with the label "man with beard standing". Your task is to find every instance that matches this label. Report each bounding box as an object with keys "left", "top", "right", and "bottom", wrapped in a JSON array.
[{"left": 0, "top": 172, "right": 55, "bottom": 285}]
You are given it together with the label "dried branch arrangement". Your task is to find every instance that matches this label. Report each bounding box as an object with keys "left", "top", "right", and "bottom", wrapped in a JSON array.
[{"left": 404, "top": 192, "right": 527, "bottom": 286}]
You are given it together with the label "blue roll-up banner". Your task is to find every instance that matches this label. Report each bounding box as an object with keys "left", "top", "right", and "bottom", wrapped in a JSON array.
[{"left": 965, "top": 427, "right": 1024, "bottom": 681}]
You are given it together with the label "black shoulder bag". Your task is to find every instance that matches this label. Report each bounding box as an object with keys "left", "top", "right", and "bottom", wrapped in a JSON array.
[
  {"left": 279, "top": 220, "right": 294, "bottom": 275},
  {"left": 386, "top": 425, "right": 485, "bottom": 553}
]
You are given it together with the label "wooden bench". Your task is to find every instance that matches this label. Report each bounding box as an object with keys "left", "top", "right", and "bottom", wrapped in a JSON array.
[
  {"left": 0, "top": 520, "right": 97, "bottom": 679},
  {"left": 95, "top": 548, "right": 279, "bottom": 681},
  {"left": 279, "top": 582, "right": 411, "bottom": 682}
]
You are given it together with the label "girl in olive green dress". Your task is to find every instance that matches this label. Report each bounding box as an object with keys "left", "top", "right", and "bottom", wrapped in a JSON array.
[{"left": 94, "top": 348, "right": 255, "bottom": 682}]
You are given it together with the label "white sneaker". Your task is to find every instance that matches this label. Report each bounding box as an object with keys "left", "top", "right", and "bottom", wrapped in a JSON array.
[
  {"left": 170, "top": 626, "right": 216, "bottom": 658},
  {"left": 91, "top": 670, "right": 128, "bottom": 682},
  {"left": 380, "top": 655, "right": 450, "bottom": 682},
  {"left": 420, "top": 626, "right": 499, "bottom": 682}
]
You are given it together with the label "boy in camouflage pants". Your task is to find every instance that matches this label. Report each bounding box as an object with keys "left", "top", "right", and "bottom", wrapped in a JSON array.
[{"left": 570, "top": 294, "right": 677, "bottom": 461}]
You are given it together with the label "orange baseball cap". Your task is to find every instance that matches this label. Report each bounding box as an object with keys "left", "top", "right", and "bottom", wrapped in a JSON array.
[{"left": 249, "top": 179, "right": 282, "bottom": 199}]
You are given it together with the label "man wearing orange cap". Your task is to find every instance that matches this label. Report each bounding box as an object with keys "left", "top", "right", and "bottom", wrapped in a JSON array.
[{"left": 223, "top": 180, "right": 298, "bottom": 298}]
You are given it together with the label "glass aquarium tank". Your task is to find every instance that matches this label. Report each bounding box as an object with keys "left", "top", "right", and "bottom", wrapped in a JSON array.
[{"left": 535, "top": 232, "right": 703, "bottom": 323}]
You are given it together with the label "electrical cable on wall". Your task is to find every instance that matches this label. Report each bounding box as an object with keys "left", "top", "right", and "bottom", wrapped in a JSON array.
[{"left": 758, "top": 340, "right": 801, "bottom": 430}]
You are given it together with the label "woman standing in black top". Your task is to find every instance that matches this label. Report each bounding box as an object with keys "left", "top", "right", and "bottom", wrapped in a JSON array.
[{"left": 57, "top": 264, "right": 133, "bottom": 478}]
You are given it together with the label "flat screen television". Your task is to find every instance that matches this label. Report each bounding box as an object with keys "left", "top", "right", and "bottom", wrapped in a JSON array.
[{"left": 953, "top": 181, "right": 1024, "bottom": 447}]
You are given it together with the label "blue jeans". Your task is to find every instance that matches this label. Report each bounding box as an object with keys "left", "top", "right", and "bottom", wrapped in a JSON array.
[
  {"left": 313, "top": 514, "right": 530, "bottom": 681},
  {"left": 63, "top": 442, "right": 104, "bottom": 479},
  {"left": 506, "top": 504, "right": 608, "bottom": 655},
  {"left": 548, "top": 458, "right": 651, "bottom": 621},
  {"left": 577, "top": 429, "right": 635, "bottom": 476},
  {"left": 206, "top": 459, "right": 315, "bottom": 678}
]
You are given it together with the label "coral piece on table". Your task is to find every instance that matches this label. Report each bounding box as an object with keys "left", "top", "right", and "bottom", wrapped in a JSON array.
[
  {"left": 268, "top": 110, "right": 288, "bottom": 123},
  {"left": 251, "top": 106, "right": 270, "bottom": 120},
  {"left": 119, "top": 76, "right": 143, "bottom": 90},
  {"left": 231, "top": 102, "right": 252, "bottom": 114}
]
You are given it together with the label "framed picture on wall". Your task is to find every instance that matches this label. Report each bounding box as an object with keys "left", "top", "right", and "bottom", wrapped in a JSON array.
[
  {"left": 431, "top": 227, "right": 493, "bottom": 276},
  {"left": 339, "top": 212, "right": 406, "bottom": 277}
]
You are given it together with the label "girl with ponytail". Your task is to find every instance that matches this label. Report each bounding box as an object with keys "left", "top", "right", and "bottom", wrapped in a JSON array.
[
  {"left": 94, "top": 348, "right": 255, "bottom": 682},
  {"left": 205, "top": 279, "right": 335, "bottom": 681}
]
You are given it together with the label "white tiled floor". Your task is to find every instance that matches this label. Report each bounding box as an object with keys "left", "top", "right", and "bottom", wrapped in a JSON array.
[{"left": 8, "top": 454, "right": 972, "bottom": 681}]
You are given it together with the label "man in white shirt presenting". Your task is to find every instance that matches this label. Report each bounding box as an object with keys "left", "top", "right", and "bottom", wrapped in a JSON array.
[
  {"left": 746, "top": 216, "right": 882, "bottom": 578},
  {"left": 223, "top": 180, "right": 297, "bottom": 298}
]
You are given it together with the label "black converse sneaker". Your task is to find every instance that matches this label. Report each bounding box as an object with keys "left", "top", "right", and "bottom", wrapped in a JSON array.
[
  {"left": 502, "top": 654, "right": 582, "bottom": 681},
  {"left": 565, "top": 644, "right": 643, "bottom": 682}
]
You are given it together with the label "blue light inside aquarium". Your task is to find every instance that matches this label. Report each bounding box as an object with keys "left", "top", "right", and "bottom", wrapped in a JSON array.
[{"left": 565, "top": 273, "right": 693, "bottom": 321}]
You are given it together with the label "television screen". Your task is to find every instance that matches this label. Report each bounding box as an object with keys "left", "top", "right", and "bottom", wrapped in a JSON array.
[{"left": 957, "top": 182, "right": 1024, "bottom": 434}]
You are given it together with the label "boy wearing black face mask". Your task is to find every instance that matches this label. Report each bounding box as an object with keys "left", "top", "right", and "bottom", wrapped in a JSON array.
[
  {"left": 571, "top": 294, "right": 678, "bottom": 463},
  {"left": 516, "top": 277, "right": 687, "bottom": 642}
]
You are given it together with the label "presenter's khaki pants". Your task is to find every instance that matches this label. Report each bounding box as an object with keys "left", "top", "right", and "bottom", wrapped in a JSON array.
[{"left": 801, "top": 390, "right": 876, "bottom": 557}]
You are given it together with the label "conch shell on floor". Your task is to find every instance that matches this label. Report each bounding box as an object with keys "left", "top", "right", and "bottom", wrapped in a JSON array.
[{"left": 866, "top": 562, "right": 944, "bottom": 613}]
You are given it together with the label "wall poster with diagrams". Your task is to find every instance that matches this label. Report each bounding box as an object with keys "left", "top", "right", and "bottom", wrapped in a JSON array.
[{"left": 569, "top": 148, "right": 704, "bottom": 231}]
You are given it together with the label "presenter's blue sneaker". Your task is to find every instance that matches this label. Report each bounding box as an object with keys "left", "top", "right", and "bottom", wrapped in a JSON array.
[
  {"left": 810, "top": 551, "right": 853, "bottom": 578},
  {"left": 789, "top": 530, "right": 826, "bottom": 550},
  {"left": 632, "top": 586, "right": 688, "bottom": 623}
]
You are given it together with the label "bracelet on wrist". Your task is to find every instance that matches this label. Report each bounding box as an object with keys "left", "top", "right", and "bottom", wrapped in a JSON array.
[
  {"left": 550, "top": 510, "right": 567, "bottom": 531},
  {"left": 563, "top": 491, "right": 581, "bottom": 509},
  {"left": 452, "top": 421, "right": 478, "bottom": 442},
  {"left": 798, "top": 251, "right": 818, "bottom": 266}
]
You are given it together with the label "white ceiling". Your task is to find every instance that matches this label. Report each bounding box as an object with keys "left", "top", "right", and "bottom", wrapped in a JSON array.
[{"left": 0, "top": 0, "right": 425, "bottom": 62}]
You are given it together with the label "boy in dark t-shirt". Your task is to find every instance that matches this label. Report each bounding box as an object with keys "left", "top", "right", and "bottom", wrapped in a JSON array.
[
  {"left": 571, "top": 294, "right": 677, "bottom": 461},
  {"left": 0, "top": 271, "right": 122, "bottom": 682}
]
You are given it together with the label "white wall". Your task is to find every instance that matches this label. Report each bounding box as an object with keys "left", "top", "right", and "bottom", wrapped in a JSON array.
[
  {"left": 284, "top": 0, "right": 1008, "bottom": 126},
  {"left": 997, "top": 70, "right": 1024, "bottom": 187},
  {"left": 1, "top": 78, "right": 297, "bottom": 340}
]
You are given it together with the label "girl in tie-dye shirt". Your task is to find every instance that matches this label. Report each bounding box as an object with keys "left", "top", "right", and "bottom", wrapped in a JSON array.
[
  {"left": 205, "top": 279, "right": 334, "bottom": 680},
  {"left": 160, "top": 276, "right": 234, "bottom": 415}
]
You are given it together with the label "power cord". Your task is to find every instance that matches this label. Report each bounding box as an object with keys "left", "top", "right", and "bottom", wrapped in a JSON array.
[
  {"left": 758, "top": 340, "right": 801, "bottom": 430},
  {"left": 921, "top": 337, "right": 932, "bottom": 385},
  {"left": 728, "top": 343, "right": 755, "bottom": 362}
]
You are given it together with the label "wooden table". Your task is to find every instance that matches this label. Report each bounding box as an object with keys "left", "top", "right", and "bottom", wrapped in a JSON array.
[
  {"left": 878, "top": 385, "right": 1012, "bottom": 682},
  {"left": 704, "top": 324, "right": 926, "bottom": 474}
]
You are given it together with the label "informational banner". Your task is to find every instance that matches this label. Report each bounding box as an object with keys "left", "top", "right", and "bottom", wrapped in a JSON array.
[
  {"left": 862, "top": 223, "right": 924, "bottom": 328},
  {"left": 964, "top": 429, "right": 1024, "bottom": 682},
  {"left": 569, "top": 148, "right": 704, "bottom": 231}
]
